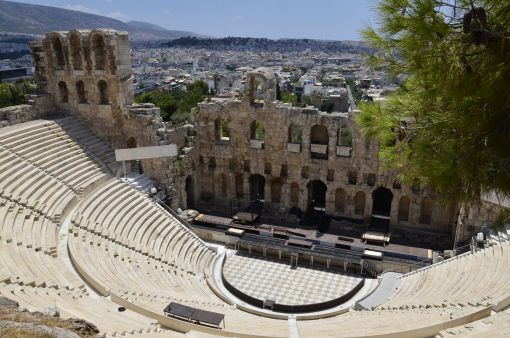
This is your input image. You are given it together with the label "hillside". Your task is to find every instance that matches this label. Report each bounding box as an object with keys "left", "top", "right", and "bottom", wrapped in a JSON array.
[
  {"left": 0, "top": 0, "right": 200, "bottom": 40},
  {"left": 164, "top": 36, "right": 371, "bottom": 53}
]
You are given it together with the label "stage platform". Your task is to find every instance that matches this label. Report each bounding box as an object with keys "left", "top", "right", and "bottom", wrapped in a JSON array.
[{"left": 222, "top": 252, "right": 364, "bottom": 313}]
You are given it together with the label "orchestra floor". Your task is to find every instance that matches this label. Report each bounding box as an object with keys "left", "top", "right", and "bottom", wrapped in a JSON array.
[{"left": 222, "top": 252, "right": 363, "bottom": 308}]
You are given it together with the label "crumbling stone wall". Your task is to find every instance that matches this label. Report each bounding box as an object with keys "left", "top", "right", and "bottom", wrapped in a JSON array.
[
  {"left": 28, "top": 30, "right": 193, "bottom": 206},
  {"left": 191, "top": 68, "right": 457, "bottom": 235},
  {"left": 28, "top": 32, "right": 459, "bottom": 237},
  {"left": 0, "top": 95, "right": 53, "bottom": 128}
]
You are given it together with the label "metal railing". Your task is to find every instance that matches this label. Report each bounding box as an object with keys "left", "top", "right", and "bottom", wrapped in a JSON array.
[{"left": 152, "top": 196, "right": 209, "bottom": 247}]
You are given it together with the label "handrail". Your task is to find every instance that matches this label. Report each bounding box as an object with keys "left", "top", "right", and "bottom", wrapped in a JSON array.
[
  {"left": 399, "top": 249, "right": 473, "bottom": 279},
  {"left": 153, "top": 196, "right": 209, "bottom": 248}
]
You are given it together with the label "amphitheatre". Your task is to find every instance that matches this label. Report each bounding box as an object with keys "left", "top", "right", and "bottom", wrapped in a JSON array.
[{"left": 0, "top": 28, "right": 509, "bottom": 338}]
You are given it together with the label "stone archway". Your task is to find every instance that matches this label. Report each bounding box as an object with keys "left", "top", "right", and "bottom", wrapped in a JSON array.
[
  {"left": 307, "top": 180, "right": 327, "bottom": 209},
  {"left": 69, "top": 31, "right": 82, "bottom": 70},
  {"left": 270, "top": 178, "right": 283, "bottom": 204},
  {"left": 372, "top": 187, "right": 393, "bottom": 217},
  {"left": 249, "top": 174, "right": 265, "bottom": 201},
  {"left": 91, "top": 32, "right": 107, "bottom": 70},
  {"left": 58, "top": 81, "right": 69, "bottom": 103},
  {"left": 126, "top": 137, "right": 137, "bottom": 149}
]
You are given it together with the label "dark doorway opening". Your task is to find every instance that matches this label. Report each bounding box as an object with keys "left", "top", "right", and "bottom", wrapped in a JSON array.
[
  {"left": 249, "top": 174, "right": 265, "bottom": 201},
  {"left": 307, "top": 180, "right": 327, "bottom": 209},
  {"left": 372, "top": 187, "right": 393, "bottom": 217},
  {"left": 185, "top": 176, "right": 194, "bottom": 209}
]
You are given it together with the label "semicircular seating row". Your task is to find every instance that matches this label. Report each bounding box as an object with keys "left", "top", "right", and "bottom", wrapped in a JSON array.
[
  {"left": 1, "top": 117, "right": 510, "bottom": 338},
  {"left": 0, "top": 118, "right": 183, "bottom": 336}
]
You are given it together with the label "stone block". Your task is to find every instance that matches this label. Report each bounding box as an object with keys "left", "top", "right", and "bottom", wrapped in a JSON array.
[
  {"left": 287, "top": 143, "right": 301, "bottom": 153},
  {"left": 310, "top": 143, "right": 328, "bottom": 154}
]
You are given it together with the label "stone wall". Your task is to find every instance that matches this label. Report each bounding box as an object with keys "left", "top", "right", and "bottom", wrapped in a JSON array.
[
  {"left": 27, "top": 32, "right": 462, "bottom": 238},
  {"left": 0, "top": 94, "right": 54, "bottom": 128},
  {"left": 30, "top": 29, "right": 134, "bottom": 148},
  {"left": 190, "top": 68, "right": 457, "bottom": 235},
  {"left": 28, "top": 30, "right": 193, "bottom": 207}
]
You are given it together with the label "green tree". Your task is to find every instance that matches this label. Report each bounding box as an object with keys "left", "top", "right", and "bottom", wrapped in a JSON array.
[
  {"left": 135, "top": 80, "right": 210, "bottom": 124},
  {"left": 280, "top": 90, "right": 299, "bottom": 106},
  {"left": 0, "top": 80, "right": 34, "bottom": 108},
  {"left": 357, "top": 0, "right": 510, "bottom": 204},
  {"left": 346, "top": 79, "right": 363, "bottom": 103}
]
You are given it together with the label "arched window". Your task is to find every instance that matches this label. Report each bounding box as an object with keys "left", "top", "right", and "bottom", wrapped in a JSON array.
[
  {"left": 91, "top": 33, "right": 107, "bottom": 70},
  {"left": 52, "top": 36, "right": 65, "bottom": 68},
  {"left": 310, "top": 124, "right": 329, "bottom": 159},
  {"left": 76, "top": 81, "right": 86, "bottom": 104},
  {"left": 288, "top": 123, "right": 303, "bottom": 143},
  {"left": 250, "top": 121, "right": 265, "bottom": 140},
  {"left": 335, "top": 188, "right": 346, "bottom": 212},
  {"left": 98, "top": 80, "right": 109, "bottom": 104},
  {"left": 58, "top": 81, "right": 69, "bottom": 103},
  {"left": 69, "top": 32, "right": 82, "bottom": 70},
  {"left": 354, "top": 191, "right": 365, "bottom": 216},
  {"left": 290, "top": 182, "right": 299, "bottom": 206},
  {"left": 420, "top": 197, "right": 433, "bottom": 225},
  {"left": 398, "top": 196, "right": 410, "bottom": 222},
  {"left": 310, "top": 125, "right": 329, "bottom": 144}
]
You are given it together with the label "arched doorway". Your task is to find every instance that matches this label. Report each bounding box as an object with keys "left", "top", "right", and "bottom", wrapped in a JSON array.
[
  {"left": 270, "top": 178, "right": 283, "bottom": 204},
  {"left": 98, "top": 80, "right": 109, "bottom": 104},
  {"left": 185, "top": 176, "right": 194, "bottom": 209},
  {"left": 51, "top": 35, "right": 65, "bottom": 68},
  {"left": 398, "top": 196, "right": 410, "bottom": 222},
  {"left": 372, "top": 187, "right": 393, "bottom": 216},
  {"left": 126, "top": 137, "right": 137, "bottom": 148},
  {"left": 307, "top": 180, "right": 327, "bottom": 209},
  {"left": 69, "top": 31, "right": 82, "bottom": 70},
  {"left": 354, "top": 191, "right": 366, "bottom": 216},
  {"left": 249, "top": 174, "right": 265, "bottom": 201},
  {"left": 91, "top": 33, "right": 107, "bottom": 70},
  {"left": 58, "top": 81, "right": 69, "bottom": 103},
  {"left": 335, "top": 188, "right": 346, "bottom": 213},
  {"left": 290, "top": 182, "right": 299, "bottom": 206}
]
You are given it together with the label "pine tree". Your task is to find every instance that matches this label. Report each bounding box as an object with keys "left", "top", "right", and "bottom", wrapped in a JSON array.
[{"left": 357, "top": 0, "right": 510, "bottom": 204}]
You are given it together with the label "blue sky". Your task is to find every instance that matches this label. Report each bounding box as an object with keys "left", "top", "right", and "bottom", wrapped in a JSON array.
[{"left": 12, "top": 0, "right": 377, "bottom": 40}]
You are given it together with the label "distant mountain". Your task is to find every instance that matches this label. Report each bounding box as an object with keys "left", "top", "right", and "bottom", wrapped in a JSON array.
[
  {"left": 0, "top": 0, "right": 201, "bottom": 41},
  {"left": 164, "top": 37, "right": 371, "bottom": 53},
  {"left": 125, "top": 21, "right": 205, "bottom": 40}
]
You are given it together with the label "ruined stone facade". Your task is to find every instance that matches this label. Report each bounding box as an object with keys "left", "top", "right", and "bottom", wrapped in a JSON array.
[
  {"left": 190, "top": 68, "right": 457, "bottom": 236},
  {"left": 27, "top": 29, "right": 196, "bottom": 207},
  {"left": 21, "top": 29, "right": 501, "bottom": 241}
]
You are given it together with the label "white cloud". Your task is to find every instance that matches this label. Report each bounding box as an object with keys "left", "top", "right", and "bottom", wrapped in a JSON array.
[
  {"left": 164, "top": 9, "right": 172, "bottom": 14},
  {"left": 233, "top": 15, "right": 243, "bottom": 21}
]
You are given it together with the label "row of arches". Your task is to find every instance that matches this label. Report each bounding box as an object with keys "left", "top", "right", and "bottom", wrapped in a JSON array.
[
  {"left": 51, "top": 31, "right": 109, "bottom": 71},
  {"left": 57, "top": 80, "right": 109, "bottom": 105},
  {"left": 216, "top": 120, "right": 352, "bottom": 155},
  {"left": 193, "top": 174, "right": 435, "bottom": 225}
]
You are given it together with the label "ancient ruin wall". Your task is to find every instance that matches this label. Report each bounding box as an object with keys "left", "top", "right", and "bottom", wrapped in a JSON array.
[{"left": 190, "top": 68, "right": 457, "bottom": 235}]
